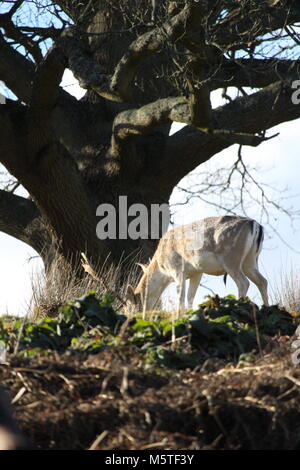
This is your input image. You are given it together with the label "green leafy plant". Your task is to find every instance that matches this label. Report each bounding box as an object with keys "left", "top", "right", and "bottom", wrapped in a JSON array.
[
  {"left": 0, "top": 295, "right": 297, "bottom": 370},
  {"left": 0, "top": 292, "right": 125, "bottom": 353}
]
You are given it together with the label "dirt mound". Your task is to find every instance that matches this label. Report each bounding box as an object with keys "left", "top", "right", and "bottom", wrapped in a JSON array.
[
  {"left": 1, "top": 294, "right": 300, "bottom": 449},
  {"left": 1, "top": 341, "right": 300, "bottom": 450}
]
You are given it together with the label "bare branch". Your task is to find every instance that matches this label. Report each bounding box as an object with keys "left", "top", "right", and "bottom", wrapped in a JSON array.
[
  {"left": 172, "top": 143, "right": 300, "bottom": 254},
  {"left": 8, "top": 0, "right": 25, "bottom": 17},
  {"left": 209, "top": 0, "right": 300, "bottom": 51},
  {"left": 0, "top": 10, "right": 43, "bottom": 63},
  {"left": 18, "top": 25, "right": 61, "bottom": 38},
  {"left": 110, "top": 2, "right": 207, "bottom": 101}
]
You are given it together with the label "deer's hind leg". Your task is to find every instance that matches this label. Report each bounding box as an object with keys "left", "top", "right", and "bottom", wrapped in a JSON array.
[
  {"left": 222, "top": 252, "right": 250, "bottom": 300},
  {"left": 187, "top": 272, "right": 202, "bottom": 309},
  {"left": 242, "top": 253, "right": 269, "bottom": 306}
]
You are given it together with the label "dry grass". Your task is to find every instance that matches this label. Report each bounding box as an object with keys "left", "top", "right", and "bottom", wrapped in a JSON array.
[
  {"left": 273, "top": 263, "right": 300, "bottom": 315},
  {"left": 28, "top": 253, "right": 202, "bottom": 323},
  {"left": 29, "top": 251, "right": 142, "bottom": 321},
  {"left": 27, "top": 250, "right": 211, "bottom": 323}
]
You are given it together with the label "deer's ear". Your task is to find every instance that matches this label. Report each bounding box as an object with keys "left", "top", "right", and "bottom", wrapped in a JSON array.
[
  {"left": 126, "top": 284, "right": 137, "bottom": 304},
  {"left": 137, "top": 263, "right": 147, "bottom": 273}
]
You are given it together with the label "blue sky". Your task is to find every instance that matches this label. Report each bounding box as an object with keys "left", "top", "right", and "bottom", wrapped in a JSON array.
[{"left": 0, "top": 71, "right": 300, "bottom": 314}]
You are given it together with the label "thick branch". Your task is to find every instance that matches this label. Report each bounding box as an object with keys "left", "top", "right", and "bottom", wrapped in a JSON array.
[
  {"left": 0, "top": 102, "right": 103, "bottom": 264},
  {"left": 212, "top": 79, "right": 300, "bottom": 137},
  {"left": 110, "top": 96, "right": 187, "bottom": 154},
  {"left": 59, "top": 3, "right": 207, "bottom": 103},
  {"left": 18, "top": 25, "right": 60, "bottom": 38},
  {"left": 27, "top": 46, "right": 66, "bottom": 157},
  {"left": 161, "top": 78, "right": 300, "bottom": 187},
  {"left": 0, "top": 189, "right": 50, "bottom": 255},
  {"left": 187, "top": 57, "right": 212, "bottom": 128},
  {"left": 58, "top": 31, "right": 118, "bottom": 101},
  {"left": 209, "top": 58, "right": 300, "bottom": 91},
  {"left": 0, "top": 31, "right": 71, "bottom": 106},
  {"left": 0, "top": 31, "right": 35, "bottom": 102},
  {"left": 109, "top": 94, "right": 274, "bottom": 158},
  {"left": 0, "top": 39, "right": 93, "bottom": 172},
  {"left": 0, "top": 101, "right": 28, "bottom": 176}
]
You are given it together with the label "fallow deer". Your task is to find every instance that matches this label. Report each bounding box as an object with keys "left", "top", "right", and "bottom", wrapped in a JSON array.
[{"left": 126, "top": 216, "right": 269, "bottom": 312}]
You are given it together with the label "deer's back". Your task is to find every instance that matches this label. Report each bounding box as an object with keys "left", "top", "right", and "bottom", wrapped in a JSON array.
[{"left": 154, "top": 216, "right": 254, "bottom": 275}]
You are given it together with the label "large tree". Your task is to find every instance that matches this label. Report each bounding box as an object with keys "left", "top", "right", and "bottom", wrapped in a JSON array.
[{"left": 0, "top": 0, "right": 300, "bottom": 279}]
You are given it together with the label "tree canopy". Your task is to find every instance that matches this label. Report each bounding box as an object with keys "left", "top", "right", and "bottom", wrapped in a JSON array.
[{"left": 0, "top": 0, "right": 300, "bottom": 275}]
